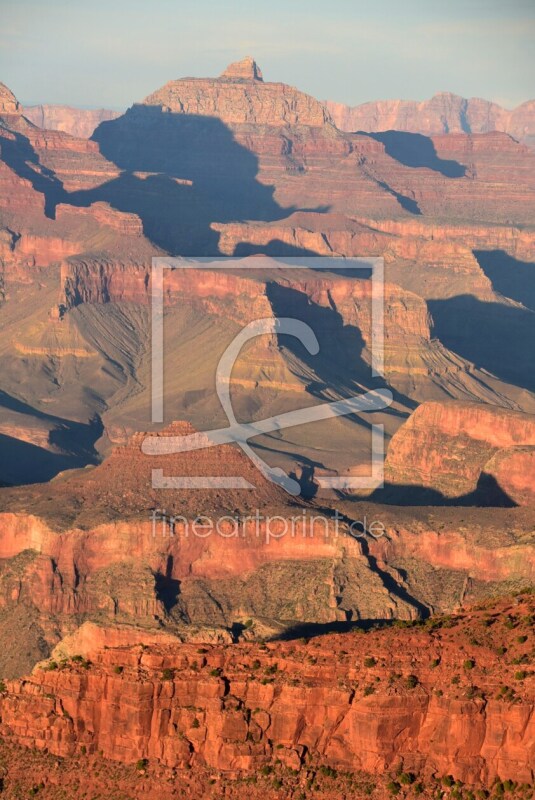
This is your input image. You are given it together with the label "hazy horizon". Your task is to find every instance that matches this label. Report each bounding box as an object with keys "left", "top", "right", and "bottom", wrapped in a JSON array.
[{"left": 1, "top": 0, "right": 534, "bottom": 110}]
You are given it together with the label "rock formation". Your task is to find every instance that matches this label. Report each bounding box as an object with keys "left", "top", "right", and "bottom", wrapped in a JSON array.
[
  {"left": 0, "top": 60, "right": 534, "bottom": 797},
  {"left": 326, "top": 92, "right": 535, "bottom": 149},
  {"left": 384, "top": 401, "right": 535, "bottom": 502},
  {"left": 221, "top": 55, "right": 264, "bottom": 82},
  {"left": 0, "top": 593, "right": 532, "bottom": 794},
  {"left": 141, "top": 59, "right": 332, "bottom": 126},
  {"left": 23, "top": 104, "right": 121, "bottom": 138},
  {"left": 0, "top": 417, "right": 533, "bottom": 679},
  {"left": 0, "top": 82, "right": 20, "bottom": 116}
]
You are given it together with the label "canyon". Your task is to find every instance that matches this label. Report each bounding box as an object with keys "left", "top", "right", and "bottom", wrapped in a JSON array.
[
  {"left": 0, "top": 56, "right": 534, "bottom": 797},
  {"left": 0, "top": 419, "right": 533, "bottom": 681}
]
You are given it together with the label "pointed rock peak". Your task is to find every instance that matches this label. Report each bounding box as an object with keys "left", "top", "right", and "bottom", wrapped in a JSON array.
[
  {"left": 221, "top": 56, "right": 263, "bottom": 82},
  {"left": 0, "top": 82, "right": 20, "bottom": 115}
]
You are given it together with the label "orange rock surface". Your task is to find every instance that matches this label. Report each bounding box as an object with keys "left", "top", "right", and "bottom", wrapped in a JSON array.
[
  {"left": 0, "top": 594, "right": 532, "bottom": 793},
  {"left": 384, "top": 401, "right": 535, "bottom": 501}
]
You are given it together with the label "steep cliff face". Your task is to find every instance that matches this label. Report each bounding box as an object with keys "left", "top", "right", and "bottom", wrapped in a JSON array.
[
  {"left": 326, "top": 92, "right": 535, "bottom": 149},
  {"left": 385, "top": 401, "right": 535, "bottom": 501},
  {"left": 0, "top": 594, "right": 532, "bottom": 794}
]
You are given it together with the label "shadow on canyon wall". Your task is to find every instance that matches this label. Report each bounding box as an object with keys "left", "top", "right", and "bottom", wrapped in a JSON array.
[
  {"left": 1, "top": 108, "right": 298, "bottom": 254},
  {"left": 429, "top": 294, "right": 535, "bottom": 394},
  {"left": 374, "top": 177, "right": 422, "bottom": 215},
  {"left": 80, "top": 107, "right": 293, "bottom": 254},
  {"left": 0, "top": 391, "right": 102, "bottom": 486},
  {"left": 0, "top": 130, "right": 65, "bottom": 218},
  {"left": 475, "top": 249, "right": 535, "bottom": 311},
  {"left": 368, "top": 473, "right": 517, "bottom": 508},
  {"left": 361, "top": 131, "right": 467, "bottom": 178},
  {"left": 266, "top": 281, "right": 416, "bottom": 411}
]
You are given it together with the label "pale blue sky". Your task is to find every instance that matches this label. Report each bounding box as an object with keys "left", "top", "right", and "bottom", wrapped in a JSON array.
[{"left": 1, "top": 0, "right": 534, "bottom": 110}]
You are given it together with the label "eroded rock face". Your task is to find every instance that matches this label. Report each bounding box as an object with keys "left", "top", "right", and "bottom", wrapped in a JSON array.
[
  {"left": 326, "top": 92, "right": 535, "bottom": 149},
  {"left": 385, "top": 401, "right": 535, "bottom": 501},
  {"left": 0, "top": 595, "right": 533, "bottom": 789},
  {"left": 482, "top": 446, "right": 535, "bottom": 507},
  {"left": 23, "top": 104, "right": 121, "bottom": 138},
  {"left": 221, "top": 56, "right": 264, "bottom": 82},
  {"left": 141, "top": 58, "right": 332, "bottom": 127},
  {"left": 0, "top": 424, "right": 533, "bottom": 679}
]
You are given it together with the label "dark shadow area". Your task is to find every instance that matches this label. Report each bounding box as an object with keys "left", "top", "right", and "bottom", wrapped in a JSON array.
[
  {"left": 0, "top": 392, "right": 102, "bottom": 486},
  {"left": 429, "top": 294, "right": 535, "bottom": 393},
  {"left": 231, "top": 621, "right": 247, "bottom": 639},
  {"left": 270, "top": 613, "right": 434, "bottom": 640},
  {"left": 234, "top": 240, "right": 326, "bottom": 257},
  {"left": 0, "top": 427, "right": 100, "bottom": 486},
  {"left": 267, "top": 280, "right": 374, "bottom": 400},
  {"left": 474, "top": 250, "right": 535, "bottom": 311},
  {"left": 272, "top": 619, "right": 392, "bottom": 640},
  {"left": 368, "top": 475, "right": 516, "bottom": 507},
  {"left": 154, "top": 555, "right": 181, "bottom": 614},
  {"left": 1, "top": 108, "right": 295, "bottom": 255},
  {"left": 58, "top": 107, "right": 292, "bottom": 255},
  {"left": 266, "top": 281, "right": 415, "bottom": 412},
  {"left": 375, "top": 178, "right": 421, "bottom": 215},
  {"left": 0, "top": 130, "right": 66, "bottom": 217},
  {"left": 291, "top": 464, "right": 318, "bottom": 499},
  {"left": 361, "top": 131, "right": 466, "bottom": 177},
  {"left": 358, "top": 535, "right": 431, "bottom": 616}
]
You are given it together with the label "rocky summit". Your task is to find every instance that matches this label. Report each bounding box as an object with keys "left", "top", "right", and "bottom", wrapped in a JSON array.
[
  {"left": 0, "top": 40, "right": 534, "bottom": 800},
  {"left": 141, "top": 57, "right": 332, "bottom": 126},
  {"left": 221, "top": 55, "right": 264, "bottom": 81}
]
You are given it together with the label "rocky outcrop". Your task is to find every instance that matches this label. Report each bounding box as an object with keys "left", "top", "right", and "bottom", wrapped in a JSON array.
[
  {"left": 221, "top": 56, "right": 264, "bottom": 82},
  {"left": 385, "top": 401, "right": 535, "bottom": 501},
  {"left": 326, "top": 92, "right": 535, "bottom": 149},
  {"left": 0, "top": 82, "right": 20, "bottom": 116},
  {"left": 0, "top": 594, "right": 533, "bottom": 790},
  {"left": 23, "top": 104, "right": 121, "bottom": 138},
  {"left": 141, "top": 58, "right": 332, "bottom": 127}
]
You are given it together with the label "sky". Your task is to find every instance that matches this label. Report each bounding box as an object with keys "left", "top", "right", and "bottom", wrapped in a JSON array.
[{"left": 1, "top": 0, "right": 534, "bottom": 110}]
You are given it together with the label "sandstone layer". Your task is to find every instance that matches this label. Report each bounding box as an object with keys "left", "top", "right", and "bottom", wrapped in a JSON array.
[{"left": 0, "top": 594, "right": 532, "bottom": 795}]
